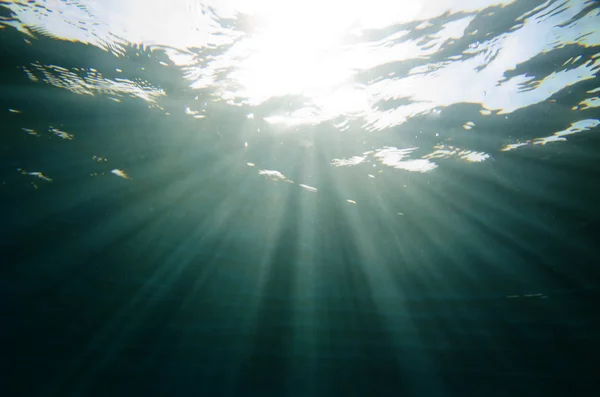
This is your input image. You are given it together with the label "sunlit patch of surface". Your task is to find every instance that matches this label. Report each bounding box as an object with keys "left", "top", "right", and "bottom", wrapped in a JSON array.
[
  {"left": 332, "top": 146, "right": 443, "bottom": 173},
  {"left": 501, "top": 119, "right": 600, "bottom": 150},
  {"left": 21, "top": 62, "right": 165, "bottom": 103},
  {"left": 500, "top": 142, "right": 528, "bottom": 152},
  {"left": 258, "top": 169, "right": 293, "bottom": 183},
  {"left": 534, "top": 119, "right": 600, "bottom": 145},
  {"left": 17, "top": 168, "right": 52, "bottom": 190},
  {"left": 110, "top": 169, "right": 131, "bottom": 179},
  {"left": 462, "top": 121, "right": 476, "bottom": 130},
  {"left": 361, "top": 0, "right": 600, "bottom": 131},
  {"left": 17, "top": 168, "right": 53, "bottom": 182},
  {"left": 50, "top": 126, "right": 74, "bottom": 140},
  {"left": 424, "top": 145, "right": 491, "bottom": 163},
  {"left": 331, "top": 156, "right": 366, "bottom": 168},
  {"left": 299, "top": 184, "right": 317, "bottom": 193},
  {"left": 573, "top": 87, "right": 600, "bottom": 110},
  {"left": 374, "top": 147, "right": 438, "bottom": 173},
  {"left": 459, "top": 151, "right": 490, "bottom": 163},
  {"left": 575, "top": 96, "right": 600, "bottom": 110},
  {"left": 335, "top": 143, "right": 492, "bottom": 172},
  {"left": 185, "top": 106, "right": 206, "bottom": 119}
]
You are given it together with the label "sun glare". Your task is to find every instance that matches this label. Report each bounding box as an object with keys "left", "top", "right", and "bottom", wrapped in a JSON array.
[
  {"left": 230, "top": 0, "right": 359, "bottom": 104},
  {"left": 225, "top": 0, "right": 425, "bottom": 120}
]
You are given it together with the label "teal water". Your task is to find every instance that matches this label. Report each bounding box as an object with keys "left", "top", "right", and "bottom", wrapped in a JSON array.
[{"left": 1, "top": 1, "right": 599, "bottom": 396}]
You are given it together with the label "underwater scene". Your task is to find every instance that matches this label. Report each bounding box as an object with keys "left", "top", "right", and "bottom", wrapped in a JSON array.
[{"left": 1, "top": 0, "right": 599, "bottom": 396}]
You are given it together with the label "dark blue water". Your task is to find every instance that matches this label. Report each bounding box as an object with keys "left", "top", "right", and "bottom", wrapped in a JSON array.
[{"left": 1, "top": 1, "right": 600, "bottom": 396}]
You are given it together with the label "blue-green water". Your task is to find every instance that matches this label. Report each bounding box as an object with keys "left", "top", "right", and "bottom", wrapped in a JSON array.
[{"left": 1, "top": 1, "right": 599, "bottom": 396}]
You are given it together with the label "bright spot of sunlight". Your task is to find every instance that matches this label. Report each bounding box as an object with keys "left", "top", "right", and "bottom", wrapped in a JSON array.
[{"left": 231, "top": 0, "right": 422, "bottom": 108}]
